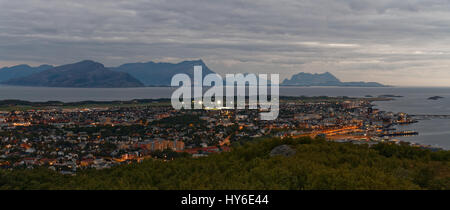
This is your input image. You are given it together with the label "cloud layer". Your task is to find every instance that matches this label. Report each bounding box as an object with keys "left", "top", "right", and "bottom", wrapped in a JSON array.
[{"left": 1, "top": 0, "right": 450, "bottom": 86}]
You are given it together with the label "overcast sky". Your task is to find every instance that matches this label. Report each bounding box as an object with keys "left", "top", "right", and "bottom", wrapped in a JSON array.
[{"left": 1, "top": 0, "right": 450, "bottom": 86}]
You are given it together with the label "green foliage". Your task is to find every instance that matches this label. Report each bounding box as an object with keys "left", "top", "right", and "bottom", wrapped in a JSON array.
[
  {"left": 151, "top": 149, "right": 191, "bottom": 160},
  {"left": 0, "top": 137, "right": 448, "bottom": 190}
]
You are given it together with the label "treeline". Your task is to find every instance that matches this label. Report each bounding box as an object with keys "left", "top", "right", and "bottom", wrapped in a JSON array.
[
  {"left": 0, "top": 137, "right": 448, "bottom": 190},
  {"left": 0, "top": 99, "right": 171, "bottom": 108}
]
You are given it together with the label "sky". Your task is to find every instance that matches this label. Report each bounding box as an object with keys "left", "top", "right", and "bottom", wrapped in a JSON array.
[{"left": 1, "top": 0, "right": 450, "bottom": 86}]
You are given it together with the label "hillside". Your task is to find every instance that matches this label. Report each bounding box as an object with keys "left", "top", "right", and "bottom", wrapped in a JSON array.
[
  {"left": 2, "top": 60, "right": 144, "bottom": 88},
  {"left": 282, "top": 72, "right": 387, "bottom": 87},
  {"left": 0, "top": 137, "right": 448, "bottom": 190}
]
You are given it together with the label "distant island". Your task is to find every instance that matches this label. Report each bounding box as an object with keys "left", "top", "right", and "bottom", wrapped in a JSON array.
[
  {"left": 1, "top": 60, "right": 388, "bottom": 88},
  {"left": 2, "top": 60, "right": 144, "bottom": 88},
  {"left": 281, "top": 72, "right": 387, "bottom": 87},
  {"left": 428, "top": 96, "right": 444, "bottom": 100},
  {"left": 379, "top": 94, "right": 403, "bottom": 98},
  {"left": 0, "top": 59, "right": 214, "bottom": 88}
]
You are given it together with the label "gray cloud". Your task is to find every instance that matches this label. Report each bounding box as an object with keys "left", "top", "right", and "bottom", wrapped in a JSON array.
[{"left": 1, "top": 0, "right": 450, "bottom": 86}]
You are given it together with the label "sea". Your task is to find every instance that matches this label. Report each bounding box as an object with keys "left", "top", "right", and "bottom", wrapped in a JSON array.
[{"left": 0, "top": 85, "right": 449, "bottom": 149}]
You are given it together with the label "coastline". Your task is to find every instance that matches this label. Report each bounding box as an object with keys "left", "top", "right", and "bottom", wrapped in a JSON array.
[
  {"left": 0, "top": 95, "right": 445, "bottom": 151},
  {"left": 0, "top": 85, "right": 448, "bottom": 150}
]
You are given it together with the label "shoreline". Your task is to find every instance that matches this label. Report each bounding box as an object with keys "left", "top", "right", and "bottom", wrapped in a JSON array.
[
  {"left": 0, "top": 96, "right": 445, "bottom": 150},
  {"left": 370, "top": 100, "right": 448, "bottom": 151}
]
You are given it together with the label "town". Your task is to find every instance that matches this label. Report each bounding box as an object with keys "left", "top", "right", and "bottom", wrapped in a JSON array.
[{"left": 0, "top": 97, "right": 431, "bottom": 175}]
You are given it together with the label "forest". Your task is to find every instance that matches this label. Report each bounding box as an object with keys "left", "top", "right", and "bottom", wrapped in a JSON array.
[{"left": 0, "top": 137, "right": 448, "bottom": 190}]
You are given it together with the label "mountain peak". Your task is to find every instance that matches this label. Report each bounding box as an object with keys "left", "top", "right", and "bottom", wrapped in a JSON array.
[
  {"left": 71, "top": 60, "right": 104, "bottom": 67},
  {"left": 178, "top": 59, "right": 205, "bottom": 65}
]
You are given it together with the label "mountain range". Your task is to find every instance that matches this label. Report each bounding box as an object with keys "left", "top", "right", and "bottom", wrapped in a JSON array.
[
  {"left": 110, "top": 60, "right": 214, "bottom": 86},
  {"left": 2, "top": 60, "right": 143, "bottom": 88},
  {"left": 0, "top": 60, "right": 387, "bottom": 88},
  {"left": 281, "top": 72, "right": 387, "bottom": 87},
  {"left": 0, "top": 64, "right": 54, "bottom": 83}
]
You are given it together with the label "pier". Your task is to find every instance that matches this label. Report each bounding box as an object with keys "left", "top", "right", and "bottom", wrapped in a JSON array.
[
  {"left": 410, "top": 115, "right": 450, "bottom": 120},
  {"left": 379, "top": 131, "right": 419, "bottom": 137}
]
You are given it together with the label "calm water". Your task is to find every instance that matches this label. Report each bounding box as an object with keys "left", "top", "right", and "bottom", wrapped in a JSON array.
[
  {"left": 283, "top": 87, "right": 450, "bottom": 149},
  {"left": 0, "top": 85, "right": 449, "bottom": 149}
]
